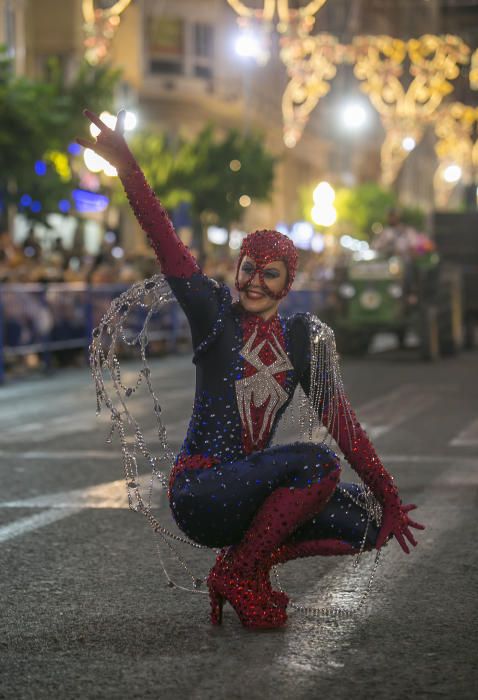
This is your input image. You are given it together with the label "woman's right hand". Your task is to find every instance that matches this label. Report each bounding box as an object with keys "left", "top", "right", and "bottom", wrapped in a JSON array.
[
  {"left": 376, "top": 502, "right": 425, "bottom": 553},
  {"left": 76, "top": 109, "right": 133, "bottom": 171}
]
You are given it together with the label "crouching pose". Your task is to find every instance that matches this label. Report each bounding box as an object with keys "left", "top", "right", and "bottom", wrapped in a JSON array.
[{"left": 80, "top": 110, "right": 424, "bottom": 630}]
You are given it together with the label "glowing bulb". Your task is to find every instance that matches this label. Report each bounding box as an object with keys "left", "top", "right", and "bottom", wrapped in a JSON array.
[
  {"left": 103, "top": 161, "right": 118, "bottom": 177},
  {"left": 311, "top": 234, "right": 325, "bottom": 254},
  {"left": 239, "top": 195, "right": 251, "bottom": 207},
  {"left": 124, "top": 111, "right": 137, "bottom": 131},
  {"left": 229, "top": 159, "right": 241, "bottom": 172},
  {"left": 284, "top": 133, "right": 297, "bottom": 148},
  {"left": 84, "top": 148, "right": 106, "bottom": 173},
  {"left": 207, "top": 226, "right": 228, "bottom": 245},
  {"left": 89, "top": 111, "right": 117, "bottom": 138},
  {"left": 402, "top": 136, "right": 416, "bottom": 151},
  {"left": 311, "top": 204, "right": 337, "bottom": 227},
  {"left": 313, "top": 181, "right": 335, "bottom": 205},
  {"left": 342, "top": 103, "right": 367, "bottom": 129},
  {"left": 235, "top": 32, "right": 260, "bottom": 58},
  {"left": 443, "top": 164, "right": 462, "bottom": 183},
  {"left": 100, "top": 111, "right": 117, "bottom": 129},
  {"left": 229, "top": 229, "right": 245, "bottom": 250}
]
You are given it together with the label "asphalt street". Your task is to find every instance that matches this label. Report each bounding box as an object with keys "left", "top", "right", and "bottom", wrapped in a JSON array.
[{"left": 0, "top": 346, "right": 477, "bottom": 700}]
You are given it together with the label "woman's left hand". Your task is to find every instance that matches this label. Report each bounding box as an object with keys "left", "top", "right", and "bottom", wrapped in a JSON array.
[{"left": 376, "top": 502, "right": 425, "bottom": 553}]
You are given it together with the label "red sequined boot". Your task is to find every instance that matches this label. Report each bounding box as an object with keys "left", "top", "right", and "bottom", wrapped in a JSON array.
[
  {"left": 207, "top": 463, "right": 340, "bottom": 629},
  {"left": 207, "top": 550, "right": 288, "bottom": 629},
  {"left": 270, "top": 538, "right": 364, "bottom": 564},
  {"left": 215, "top": 547, "right": 289, "bottom": 608}
]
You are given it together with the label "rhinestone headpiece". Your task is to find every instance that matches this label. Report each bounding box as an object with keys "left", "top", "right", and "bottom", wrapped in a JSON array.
[{"left": 235, "top": 229, "right": 298, "bottom": 300}]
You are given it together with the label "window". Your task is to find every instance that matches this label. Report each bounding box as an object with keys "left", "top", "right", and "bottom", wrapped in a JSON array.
[
  {"left": 194, "top": 64, "right": 213, "bottom": 79},
  {"left": 194, "top": 23, "right": 214, "bottom": 59},
  {"left": 193, "top": 22, "right": 214, "bottom": 80},
  {"left": 146, "top": 16, "right": 184, "bottom": 75}
]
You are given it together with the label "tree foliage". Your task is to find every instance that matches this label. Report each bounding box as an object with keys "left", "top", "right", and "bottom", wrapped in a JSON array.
[
  {"left": 0, "top": 48, "right": 121, "bottom": 226},
  {"left": 299, "top": 180, "right": 427, "bottom": 240},
  {"left": 334, "top": 183, "right": 397, "bottom": 239},
  {"left": 122, "top": 124, "right": 276, "bottom": 228}
]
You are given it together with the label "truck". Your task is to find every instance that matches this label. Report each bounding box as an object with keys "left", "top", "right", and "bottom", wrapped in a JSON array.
[{"left": 326, "top": 244, "right": 464, "bottom": 360}]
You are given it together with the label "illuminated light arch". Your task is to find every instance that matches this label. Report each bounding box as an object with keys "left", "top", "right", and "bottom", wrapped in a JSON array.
[
  {"left": 82, "top": 0, "right": 133, "bottom": 65},
  {"left": 433, "top": 102, "right": 478, "bottom": 208}
]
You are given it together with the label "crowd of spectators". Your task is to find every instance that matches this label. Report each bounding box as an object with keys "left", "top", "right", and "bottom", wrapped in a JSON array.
[
  {"left": 0, "top": 224, "right": 334, "bottom": 376},
  {"left": 0, "top": 225, "right": 162, "bottom": 375},
  {"left": 0, "top": 226, "right": 160, "bottom": 286},
  {"left": 0, "top": 225, "right": 334, "bottom": 289}
]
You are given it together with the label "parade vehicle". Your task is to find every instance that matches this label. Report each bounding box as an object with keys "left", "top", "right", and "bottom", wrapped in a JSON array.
[{"left": 326, "top": 248, "right": 463, "bottom": 360}]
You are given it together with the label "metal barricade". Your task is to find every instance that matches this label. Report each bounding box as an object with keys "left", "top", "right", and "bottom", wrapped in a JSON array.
[
  {"left": 0, "top": 283, "right": 328, "bottom": 383},
  {"left": 0, "top": 283, "right": 188, "bottom": 383}
]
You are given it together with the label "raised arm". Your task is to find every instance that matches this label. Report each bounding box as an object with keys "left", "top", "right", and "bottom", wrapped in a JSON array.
[
  {"left": 77, "top": 110, "right": 198, "bottom": 278},
  {"left": 77, "top": 110, "right": 227, "bottom": 350},
  {"left": 295, "top": 315, "right": 424, "bottom": 552}
]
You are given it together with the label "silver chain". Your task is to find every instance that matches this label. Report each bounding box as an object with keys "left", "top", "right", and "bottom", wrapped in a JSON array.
[{"left": 90, "top": 274, "right": 384, "bottom": 619}]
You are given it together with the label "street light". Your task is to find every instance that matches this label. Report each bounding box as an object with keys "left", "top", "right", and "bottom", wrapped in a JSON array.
[
  {"left": 402, "top": 136, "right": 416, "bottom": 152},
  {"left": 341, "top": 102, "right": 367, "bottom": 130},
  {"left": 443, "top": 164, "right": 462, "bottom": 184},
  {"left": 235, "top": 32, "right": 261, "bottom": 59},
  {"left": 311, "top": 181, "right": 337, "bottom": 227}
]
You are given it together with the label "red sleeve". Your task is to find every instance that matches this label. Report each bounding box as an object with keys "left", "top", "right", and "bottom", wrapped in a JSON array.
[
  {"left": 295, "top": 314, "right": 399, "bottom": 508},
  {"left": 117, "top": 153, "right": 199, "bottom": 278},
  {"left": 325, "top": 398, "right": 400, "bottom": 507}
]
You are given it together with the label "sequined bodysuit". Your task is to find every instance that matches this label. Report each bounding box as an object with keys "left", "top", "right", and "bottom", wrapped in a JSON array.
[{"left": 118, "top": 155, "right": 399, "bottom": 550}]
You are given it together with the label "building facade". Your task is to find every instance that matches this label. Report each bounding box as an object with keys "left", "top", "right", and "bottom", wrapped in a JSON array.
[{"left": 2, "top": 0, "right": 475, "bottom": 251}]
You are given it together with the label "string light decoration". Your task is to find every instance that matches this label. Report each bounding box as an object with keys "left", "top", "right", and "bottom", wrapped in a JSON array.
[
  {"left": 281, "top": 33, "right": 346, "bottom": 147},
  {"left": 433, "top": 102, "right": 478, "bottom": 208},
  {"left": 82, "top": 0, "right": 133, "bottom": 65},
  {"left": 352, "top": 34, "right": 470, "bottom": 184},
  {"left": 471, "top": 48, "right": 478, "bottom": 90},
  {"left": 227, "top": 0, "right": 328, "bottom": 64},
  {"left": 280, "top": 30, "right": 470, "bottom": 183},
  {"left": 227, "top": 0, "right": 327, "bottom": 33}
]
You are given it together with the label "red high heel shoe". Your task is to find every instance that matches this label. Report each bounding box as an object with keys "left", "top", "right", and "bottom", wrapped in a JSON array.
[
  {"left": 215, "top": 548, "right": 289, "bottom": 608},
  {"left": 257, "top": 564, "right": 289, "bottom": 607},
  {"left": 207, "top": 555, "right": 288, "bottom": 629}
]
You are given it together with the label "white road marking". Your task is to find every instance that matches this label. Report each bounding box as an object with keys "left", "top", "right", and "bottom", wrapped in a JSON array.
[
  {"left": 0, "top": 377, "right": 459, "bottom": 547},
  {"left": 356, "top": 384, "right": 438, "bottom": 438},
  {"left": 2, "top": 475, "right": 159, "bottom": 509},
  {"left": 0, "top": 450, "right": 124, "bottom": 460},
  {"left": 1, "top": 390, "right": 193, "bottom": 443},
  {"left": 0, "top": 452, "right": 473, "bottom": 547},
  {"left": 265, "top": 456, "right": 477, "bottom": 689},
  {"left": 450, "top": 417, "right": 478, "bottom": 446},
  {"left": 0, "top": 507, "right": 82, "bottom": 544},
  {"left": 0, "top": 474, "right": 165, "bottom": 543}
]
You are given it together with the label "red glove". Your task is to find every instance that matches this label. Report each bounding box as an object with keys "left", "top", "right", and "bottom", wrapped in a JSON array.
[
  {"left": 77, "top": 109, "right": 199, "bottom": 278},
  {"left": 325, "top": 398, "right": 425, "bottom": 553},
  {"left": 376, "top": 502, "right": 425, "bottom": 553}
]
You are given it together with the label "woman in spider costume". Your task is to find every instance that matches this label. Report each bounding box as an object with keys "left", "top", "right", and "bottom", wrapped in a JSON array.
[{"left": 80, "top": 110, "right": 424, "bottom": 630}]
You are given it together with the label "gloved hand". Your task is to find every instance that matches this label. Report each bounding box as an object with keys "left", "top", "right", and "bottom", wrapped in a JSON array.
[
  {"left": 376, "top": 501, "right": 425, "bottom": 553},
  {"left": 76, "top": 109, "right": 134, "bottom": 172},
  {"left": 77, "top": 109, "right": 199, "bottom": 278}
]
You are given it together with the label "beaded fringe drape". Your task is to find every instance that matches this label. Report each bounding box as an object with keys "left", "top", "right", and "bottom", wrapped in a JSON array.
[{"left": 90, "top": 273, "right": 382, "bottom": 618}]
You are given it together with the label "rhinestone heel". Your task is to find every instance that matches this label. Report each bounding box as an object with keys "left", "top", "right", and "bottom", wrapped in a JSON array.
[
  {"left": 209, "top": 586, "right": 224, "bottom": 625},
  {"left": 207, "top": 553, "right": 287, "bottom": 629}
]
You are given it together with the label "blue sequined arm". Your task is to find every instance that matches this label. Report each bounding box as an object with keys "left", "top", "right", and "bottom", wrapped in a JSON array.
[
  {"left": 167, "top": 273, "right": 232, "bottom": 353},
  {"left": 286, "top": 312, "right": 312, "bottom": 392}
]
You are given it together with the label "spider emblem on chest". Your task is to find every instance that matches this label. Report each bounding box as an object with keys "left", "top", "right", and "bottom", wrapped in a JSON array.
[{"left": 235, "top": 326, "right": 293, "bottom": 445}]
